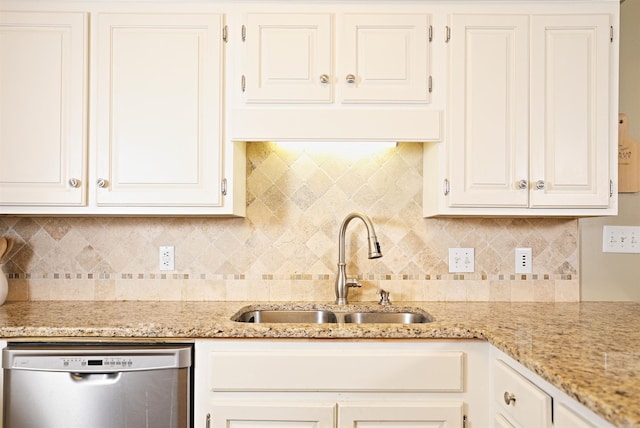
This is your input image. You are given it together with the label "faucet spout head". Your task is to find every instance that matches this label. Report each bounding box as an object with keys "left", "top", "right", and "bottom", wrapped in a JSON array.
[{"left": 368, "top": 237, "right": 382, "bottom": 259}]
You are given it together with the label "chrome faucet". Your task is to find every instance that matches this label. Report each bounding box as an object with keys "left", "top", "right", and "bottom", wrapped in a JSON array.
[{"left": 335, "top": 212, "right": 382, "bottom": 305}]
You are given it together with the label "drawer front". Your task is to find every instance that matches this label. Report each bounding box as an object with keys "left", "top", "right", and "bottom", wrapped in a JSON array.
[
  {"left": 210, "top": 350, "right": 464, "bottom": 392},
  {"left": 494, "top": 359, "right": 552, "bottom": 428}
]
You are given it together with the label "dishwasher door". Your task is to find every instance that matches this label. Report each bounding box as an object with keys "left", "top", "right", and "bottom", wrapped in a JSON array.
[{"left": 2, "top": 343, "right": 192, "bottom": 428}]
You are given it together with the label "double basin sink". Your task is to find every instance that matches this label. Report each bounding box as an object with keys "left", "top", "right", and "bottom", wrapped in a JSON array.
[{"left": 233, "top": 307, "right": 432, "bottom": 324}]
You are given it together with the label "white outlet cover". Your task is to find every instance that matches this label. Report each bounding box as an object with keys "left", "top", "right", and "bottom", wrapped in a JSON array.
[
  {"left": 448, "top": 248, "right": 474, "bottom": 273},
  {"left": 159, "top": 246, "right": 175, "bottom": 271}
]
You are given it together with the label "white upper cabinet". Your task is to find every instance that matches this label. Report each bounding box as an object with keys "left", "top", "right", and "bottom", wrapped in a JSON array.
[
  {"left": 232, "top": 9, "right": 440, "bottom": 143},
  {"left": 424, "top": 5, "right": 618, "bottom": 217},
  {"left": 0, "top": 11, "right": 88, "bottom": 206},
  {"left": 529, "top": 14, "right": 612, "bottom": 209},
  {"left": 243, "top": 13, "right": 332, "bottom": 103},
  {"left": 242, "top": 12, "right": 431, "bottom": 105},
  {"left": 0, "top": 3, "right": 245, "bottom": 216},
  {"left": 447, "top": 14, "right": 530, "bottom": 208},
  {"left": 339, "top": 14, "right": 431, "bottom": 104},
  {"left": 95, "top": 13, "right": 224, "bottom": 208}
]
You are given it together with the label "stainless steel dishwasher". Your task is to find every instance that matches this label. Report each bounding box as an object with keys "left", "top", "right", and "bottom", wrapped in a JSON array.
[{"left": 2, "top": 343, "right": 192, "bottom": 428}]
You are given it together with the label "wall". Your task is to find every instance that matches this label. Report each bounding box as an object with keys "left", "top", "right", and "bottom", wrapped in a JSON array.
[
  {"left": 1, "top": 142, "right": 579, "bottom": 302},
  {"left": 580, "top": 0, "right": 640, "bottom": 301}
]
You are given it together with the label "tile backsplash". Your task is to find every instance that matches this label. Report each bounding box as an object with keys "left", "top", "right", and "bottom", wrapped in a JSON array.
[{"left": 0, "top": 143, "right": 579, "bottom": 302}]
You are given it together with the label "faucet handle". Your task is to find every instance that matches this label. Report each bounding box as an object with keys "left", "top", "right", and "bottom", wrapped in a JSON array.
[
  {"left": 378, "top": 289, "right": 391, "bottom": 306},
  {"left": 346, "top": 276, "right": 362, "bottom": 288}
]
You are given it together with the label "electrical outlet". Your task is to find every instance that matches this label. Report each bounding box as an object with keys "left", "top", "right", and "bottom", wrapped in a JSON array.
[
  {"left": 515, "top": 248, "right": 532, "bottom": 274},
  {"left": 159, "top": 246, "right": 175, "bottom": 271},
  {"left": 448, "top": 248, "right": 474, "bottom": 273},
  {"left": 602, "top": 226, "right": 640, "bottom": 253}
]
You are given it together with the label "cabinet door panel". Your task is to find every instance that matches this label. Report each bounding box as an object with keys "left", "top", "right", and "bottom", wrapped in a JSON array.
[
  {"left": 244, "top": 13, "right": 332, "bottom": 103},
  {"left": 0, "top": 12, "right": 87, "bottom": 206},
  {"left": 96, "top": 13, "right": 223, "bottom": 207},
  {"left": 340, "top": 14, "right": 430, "bottom": 103},
  {"left": 448, "top": 15, "right": 529, "bottom": 207},
  {"left": 338, "top": 402, "right": 463, "bottom": 428},
  {"left": 530, "top": 15, "right": 611, "bottom": 208},
  {"left": 210, "top": 402, "right": 335, "bottom": 428}
]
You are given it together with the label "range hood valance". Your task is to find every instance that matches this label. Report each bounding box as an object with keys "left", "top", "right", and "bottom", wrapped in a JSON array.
[{"left": 230, "top": 109, "right": 442, "bottom": 143}]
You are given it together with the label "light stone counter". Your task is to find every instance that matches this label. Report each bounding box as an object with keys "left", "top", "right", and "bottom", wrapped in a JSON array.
[{"left": 0, "top": 301, "right": 638, "bottom": 427}]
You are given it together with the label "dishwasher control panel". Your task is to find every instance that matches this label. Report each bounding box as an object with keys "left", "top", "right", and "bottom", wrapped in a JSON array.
[
  {"left": 2, "top": 344, "right": 192, "bottom": 373},
  {"left": 62, "top": 356, "right": 134, "bottom": 370}
]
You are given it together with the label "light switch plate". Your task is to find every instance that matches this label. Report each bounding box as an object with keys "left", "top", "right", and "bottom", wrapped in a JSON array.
[
  {"left": 602, "top": 226, "right": 640, "bottom": 253},
  {"left": 448, "top": 248, "right": 474, "bottom": 273}
]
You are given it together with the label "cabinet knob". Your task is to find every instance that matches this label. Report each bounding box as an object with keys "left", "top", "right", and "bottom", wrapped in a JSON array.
[
  {"left": 68, "top": 178, "right": 81, "bottom": 188},
  {"left": 320, "top": 74, "right": 330, "bottom": 84},
  {"left": 504, "top": 391, "right": 516, "bottom": 406},
  {"left": 96, "top": 178, "right": 108, "bottom": 188},
  {"left": 518, "top": 179, "right": 528, "bottom": 190},
  {"left": 536, "top": 180, "right": 546, "bottom": 190},
  {"left": 346, "top": 74, "right": 356, "bottom": 84}
]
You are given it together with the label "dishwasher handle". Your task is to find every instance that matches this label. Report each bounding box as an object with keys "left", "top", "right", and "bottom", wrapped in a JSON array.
[{"left": 70, "top": 372, "right": 122, "bottom": 385}]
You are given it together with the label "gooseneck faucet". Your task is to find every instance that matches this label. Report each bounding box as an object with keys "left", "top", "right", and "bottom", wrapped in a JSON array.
[{"left": 335, "top": 212, "right": 383, "bottom": 305}]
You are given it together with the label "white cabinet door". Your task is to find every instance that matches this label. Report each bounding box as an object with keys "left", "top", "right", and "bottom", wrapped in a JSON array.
[
  {"left": 338, "top": 402, "right": 463, "bottom": 427},
  {"left": 244, "top": 13, "right": 332, "bottom": 103},
  {"left": 426, "top": 11, "right": 616, "bottom": 217},
  {"left": 95, "top": 13, "right": 224, "bottom": 207},
  {"left": 0, "top": 11, "right": 87, "bottom": 206},
  {"left": 530, "top": 14, "right": 612, "bottom": 209},
  {"left": 241, "top": 12, "right": 430, "bottom": 105},
  {"left": 340, "top": 13, "right": 431, "bottom": 103},
  {"left": 448, "top": 14, "right": 529, "bottom": 208},
  {"left": 210, "top": 402, "right": 336, "bottom": 428}
]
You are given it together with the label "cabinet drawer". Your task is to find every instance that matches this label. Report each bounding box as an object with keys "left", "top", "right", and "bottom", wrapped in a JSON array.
[
  {"left": 494, "top": 359, "right": 552, "bottom": 428},
  {"left": 210, "top": 350, "right": 464, "bottom": 392}
]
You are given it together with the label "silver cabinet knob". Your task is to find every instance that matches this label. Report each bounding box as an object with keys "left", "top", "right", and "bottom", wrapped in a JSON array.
[
  {"left": 504, "top": 391, "right": 516, "bottom": 406},
  {"left": 518, "top": 179, "right": 528, "bottom": 190},
  {"left": 96, "top": 178, "right": 108, "bottom": 188},
  {"left": 346, "top": 74, "right": 356, "bottom": 84},
  {"left": 536, "top": 180, "right": 546, "bottom": 190},
  {"left": 68, "top": 178, "right": 80, "bottom": 188},
  {"left": 320, "top": 74, "right": 329, "bottom": 84}
]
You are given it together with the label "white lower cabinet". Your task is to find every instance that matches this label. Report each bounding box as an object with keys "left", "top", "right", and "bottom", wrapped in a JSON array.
[
  {"left": 210, "top": 402, "right": 336, "bottom": 427},
  {"left": 195, "top": 340, "right": 490, "bottom": 428},
  {"left": 338, "top": 401, "right": 463, "bottom": 427},
  {"left": 210, "top": 401, "right": 462, "bottom": 428},
  {"left": 491, "top": 347, "right": 614, "bottom": 428}
]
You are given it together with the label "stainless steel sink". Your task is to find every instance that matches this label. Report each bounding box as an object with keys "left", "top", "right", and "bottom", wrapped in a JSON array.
[
  {"left": 233, "top": 307, "right": 432, "bottom": 324},
  {"left": 234, "top": 310, "right": 338, "bottom": 324},
  {"left": 342, "top": 311, "right": 430, "bottom": 324}
]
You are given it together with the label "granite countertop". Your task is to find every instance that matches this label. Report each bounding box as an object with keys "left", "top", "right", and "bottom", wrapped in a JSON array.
[{"left": 0, "top": 300, "right": 638, "bottom": 427}]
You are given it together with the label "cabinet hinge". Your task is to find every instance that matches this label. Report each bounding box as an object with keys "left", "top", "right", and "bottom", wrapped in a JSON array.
[
  {"left": 444, "top": 178, "right": 450, "bottom": 196},
  {"left": 242, "top": 24, "right": 246, "bottom": 42},
  {"left": 463, "top": 415, "right": 468, "bottom": 428},
  {"left": 445, "top": 26, "right": 451, "bottom": 43},
  {"left": 610, "top": 26, "right": 614, "bottom": 43},
  {"left": 429, "top": 75, "right": 433, "bottom": 93},
  {"left": 206, "top": 413, "right": 211, "bottom": 428},
  {"left": 241, "top": 75, "right": 246, "bottom": 92},
  {"left": 222, "top": 178, "right": 228, "bottom": 196},
  {"left": 223, "top": 25, "right": 228, "bottom": 43},
  {"left": 428, "top": 25, "right": 433, "bottom": 42}
]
